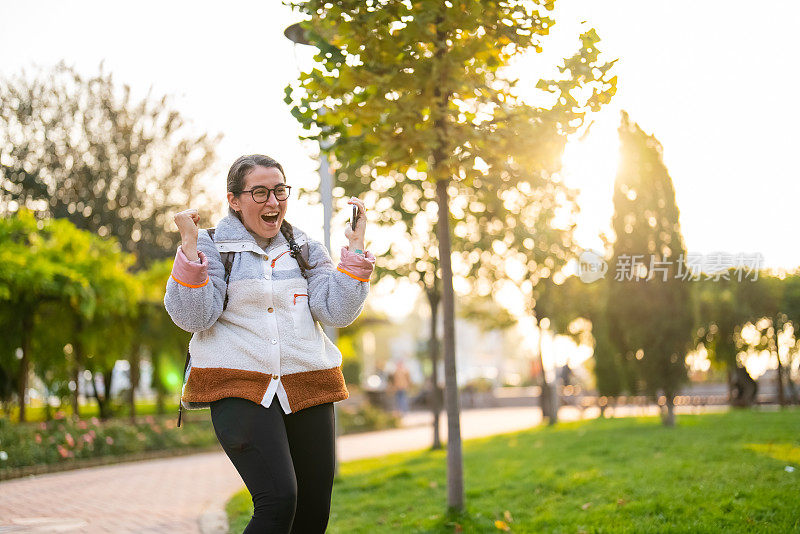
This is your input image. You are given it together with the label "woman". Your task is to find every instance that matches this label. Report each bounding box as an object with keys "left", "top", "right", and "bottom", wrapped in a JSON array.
[{"left": 164, "top": 154, "right": 374, "bottom": 533}]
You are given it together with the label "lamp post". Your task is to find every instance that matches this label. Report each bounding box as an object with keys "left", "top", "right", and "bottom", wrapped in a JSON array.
[
  {"left": 284, "top": 21, "right": 342, "bottom": 474},
  {"left": 284, "top": 23, "right": 336, "bottom": 344}
]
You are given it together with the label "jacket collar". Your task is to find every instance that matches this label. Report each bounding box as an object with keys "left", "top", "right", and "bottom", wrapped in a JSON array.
[{"left": 212, "top": 213, "right": 307, "bottom": 255}]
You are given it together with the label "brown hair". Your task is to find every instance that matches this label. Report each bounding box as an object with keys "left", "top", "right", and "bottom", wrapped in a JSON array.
[{"left": 226, "top": 154, "right": 315, "bottom": 274}]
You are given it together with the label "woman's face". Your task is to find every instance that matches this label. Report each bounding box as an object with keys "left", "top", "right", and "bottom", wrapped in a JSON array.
[{"left": 227, "top": 165, "right": 287, "bottom": 239}]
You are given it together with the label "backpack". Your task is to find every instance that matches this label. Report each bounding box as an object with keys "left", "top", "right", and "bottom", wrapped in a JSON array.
[{"left": 177, "top": 228, "right": 234, "bottom": 427}]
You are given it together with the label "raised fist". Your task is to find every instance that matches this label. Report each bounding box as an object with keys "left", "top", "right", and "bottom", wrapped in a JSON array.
[{"left": 174, "top": 208, "right": 199, "bottom": 243}]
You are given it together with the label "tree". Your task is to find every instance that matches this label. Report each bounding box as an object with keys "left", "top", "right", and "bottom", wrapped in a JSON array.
[
  {"left": 286, "top": 0, "right": 617, "bottom": 510},
  {"left": 370, "top": 193, "right": 446, "bottom": 450},
  {"left": 56, "top": 217, "right": 138, "bottom": 420},
  {"left": 540, "top": 273, "right": 624, "bottom": 416},
  {"left": 30, "top": 301, "right": 75, "bottom": 419},
  {"left": 778, "top": 271, "right": 800, "bottom": 404},
  {"left": 692, "top": 271, "right": 758, "bottom": 406},
  {"left": 0, "top": 62, "right": 222, "bottom": 269},
  {"left": 693, "top": 270, "right": 800, "bottom": 407},
  {"left": 606, "top": 111, "right": 694, "bottom": 426},
  {"left": 0, "top": 210, "right": 88, "bottom": 421},
  {"left": 0, "top": 209, "right": 138, "bottom": 421},
  {"left": 736, "top": 273, "right": 800, "bottom": 407}
]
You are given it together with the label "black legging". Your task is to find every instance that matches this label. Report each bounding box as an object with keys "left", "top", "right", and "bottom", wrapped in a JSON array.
[{"left": 210, "top": 397, "right": 336, "bottom": 533}]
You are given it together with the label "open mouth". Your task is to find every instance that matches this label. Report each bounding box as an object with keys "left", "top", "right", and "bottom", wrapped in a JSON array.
[{"left": 261, "top": 212, "right": 280, "bottom": 225}]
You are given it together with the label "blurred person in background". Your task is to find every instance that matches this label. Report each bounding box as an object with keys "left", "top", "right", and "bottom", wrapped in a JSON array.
[{"left": 390, "top": 358, "right": 412, "bottom": 415}]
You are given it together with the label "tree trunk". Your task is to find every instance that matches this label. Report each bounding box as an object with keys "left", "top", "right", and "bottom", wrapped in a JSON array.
[
  {"left": 776, "top": 359, "right": 786, "bottom": 406},
  {"left": 43, "top": 390, "right": 52, "bottom": 421},
  {"left": 128, "top": 342, "right": 141, "bottom": 423},
  {"left": 536, "top": 320, "right": 557, "bottom": 425},
  {"left": 539, "top": 375, "right": 550, "bottom": 423},
  {"left": 726, "top": 368, "right": 734, "bottom": 405},
  {"left": 89, "top": 368, "right": 115, "bottom": 420},
  {"left": 427, "top": 289, "right": 443, "bottom": 450},
  {"left": 103, "top": 369, "right": 114, "bottom": 419},
  {"left": 70, "top": 364, "right": 81, "bottom": 417},
  {"left": 436, "top": 177, "right": 464, "bottom": 513},
  {"left": 70, "top": 316, "right": 85, "bottom": 418},
  {"left": 787, "top": 367, "right": 799, "bottom": 405},
  {"left": 774, "top": 316, "right": 786, "bottom": 406},
  {"left": 775, "top": 355, "right": 787, "bottom": 407},
  {"left": 152, "top": 354, "right": 165, "bottom": 414},
  {"left": 88, "top": 371, "right": 102, "bottom": 417},
  {"left": 662, "top": 394, "right": 676, "bottom": 426},
  {"left": 17, "top": 311, "right": 33, "bottom": 423}
]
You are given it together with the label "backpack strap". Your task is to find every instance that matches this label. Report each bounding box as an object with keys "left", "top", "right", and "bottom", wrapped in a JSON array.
[
  {"left": 206, "top": 228, "right": 234, "bottom": 311},
  {"left": 178, "top": 227, "right": 235, "bottom": 428}
]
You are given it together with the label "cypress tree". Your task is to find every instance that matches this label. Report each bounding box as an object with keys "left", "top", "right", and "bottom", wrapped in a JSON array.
[{"left": 606, "top": 110, "right": 694, "bottom": 426}]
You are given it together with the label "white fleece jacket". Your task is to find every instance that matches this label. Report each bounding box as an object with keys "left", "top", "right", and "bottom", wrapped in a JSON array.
[{"left": 163, "top": 213, "right": 375, "bottom": 413}]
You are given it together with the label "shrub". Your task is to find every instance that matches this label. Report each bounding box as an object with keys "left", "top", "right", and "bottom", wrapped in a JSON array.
[
  {"left": 337, "top": 403, "right": 401, "bottom": 434},
  {"left": 0, "top": 412, "right": 217, "bottom": 471}
]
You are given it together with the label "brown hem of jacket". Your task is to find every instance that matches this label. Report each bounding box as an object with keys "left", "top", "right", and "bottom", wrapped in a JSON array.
[
  {"left": 181, "top": 365, "right": 349, "bottom": 412},
  {"left": 282, "top": 366, "right": 349, "bottom": 412}
]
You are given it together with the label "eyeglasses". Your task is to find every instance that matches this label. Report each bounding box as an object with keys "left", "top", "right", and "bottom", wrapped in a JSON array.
[{"left": 238, "top": 185, "right": 292, "bottom": 203}]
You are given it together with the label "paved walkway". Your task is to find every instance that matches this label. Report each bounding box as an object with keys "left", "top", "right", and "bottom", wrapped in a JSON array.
[
  {"left": 0, "top": 404, "right": 726, "bottom": 533},
  {"left": 0, "top": 452, "right": 241, "bottom": 533}
]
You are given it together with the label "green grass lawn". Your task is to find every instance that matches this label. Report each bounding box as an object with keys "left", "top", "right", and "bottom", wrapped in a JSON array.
[{"left": 227, "top": 408, "right": 800, "bottom": 533}]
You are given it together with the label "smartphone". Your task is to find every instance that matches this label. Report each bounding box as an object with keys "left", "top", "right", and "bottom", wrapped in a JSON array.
[{"left": 350, "top": 205, "right": 359, "bottom": 231}]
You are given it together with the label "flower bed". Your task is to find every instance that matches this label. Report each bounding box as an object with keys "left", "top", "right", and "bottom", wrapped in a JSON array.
[
  {"left": 0, "top": 403, "right": 401, "bottom": 480},
  {"left": 0, "top": 411, "right": 217, "bottom": 479}
]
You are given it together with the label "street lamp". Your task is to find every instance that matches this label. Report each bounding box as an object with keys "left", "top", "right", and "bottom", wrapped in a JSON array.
[
  {"left": 284, "top": 22, "right": 336, "bottom": 344},
  {"left": 284, "top": 21, "right": 343, "bottom": 474},
  {"left": 283, "top": 22, "right": 309, "bottom": 45}
]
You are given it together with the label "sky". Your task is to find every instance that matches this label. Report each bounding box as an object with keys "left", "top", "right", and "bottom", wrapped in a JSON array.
[{"left": 2, "top": 0, "right": 799, "bottom": 325}]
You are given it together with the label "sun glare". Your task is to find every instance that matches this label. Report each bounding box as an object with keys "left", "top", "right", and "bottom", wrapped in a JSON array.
[{"left": 559, "top": 110, "right": 620, "bottom": 253}]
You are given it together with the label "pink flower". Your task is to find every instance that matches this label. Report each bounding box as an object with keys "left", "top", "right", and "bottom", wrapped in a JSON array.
[
  {"left": 83, "top": 433, "right": 93, "bottom": 444},
  {"left": 105, "top": 436, "right": 114, "bottom": 445},
  {"left": 35, "top": 434, "right": 42, "bottom": 444},
  {"left": 39, "top": 422, "right": 47, "bottom": 431},
  {"left": 145, "top": 416, "right": 155, "bottom": 424},
  {"left": 65, "top": 433, "right": 75, "bottom": 447},
  {"left": 78, "top": 420, "right": 88, "bottom": 430},
  {"left": 89, "top": 430, "right": 96, "bottom": 438},
  {"left": 91, "top": 417, "right": 100, "bottom": 425},
  {"left": 57, "top": 445, "right": 69, "bottom": 458}
]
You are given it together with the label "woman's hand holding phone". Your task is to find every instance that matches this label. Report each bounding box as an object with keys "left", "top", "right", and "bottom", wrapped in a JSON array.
[{"left": 345, "top": 197, "right": 366, "bottom": 253}]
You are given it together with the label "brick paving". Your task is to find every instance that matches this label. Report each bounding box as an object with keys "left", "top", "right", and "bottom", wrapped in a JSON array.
[{"left": 0, "top": 452, "right": 241, "bottom": 533}]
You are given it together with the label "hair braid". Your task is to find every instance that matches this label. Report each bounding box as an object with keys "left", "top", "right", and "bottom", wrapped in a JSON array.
[{"left": 280, "top": 219, "right": 315, "bottom": 275}]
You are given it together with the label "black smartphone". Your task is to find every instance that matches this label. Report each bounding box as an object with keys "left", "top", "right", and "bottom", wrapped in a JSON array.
[{"left": 351, "top": 205, "right": 359, "bottom": 231}]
